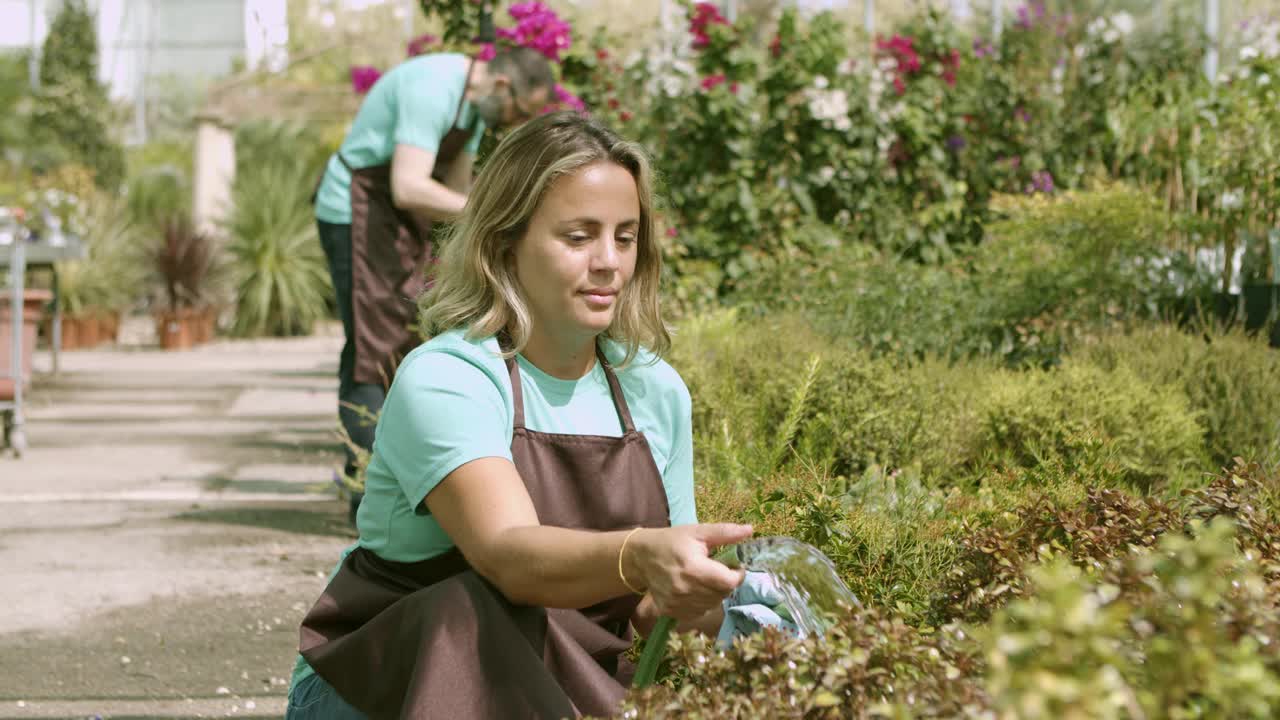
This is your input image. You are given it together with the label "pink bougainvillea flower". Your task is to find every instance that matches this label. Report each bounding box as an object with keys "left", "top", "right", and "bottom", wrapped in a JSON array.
[
  {"left": 877, "top": 35, "right": 921, "bottom": 74},
  {"left": 700, "top": 73, "right": 727, "bottom": 91},
  {"left": 350, "top": 65, "right": 382, "bottom": 94},
  {"left": 619, "top": 110, "right": 633, "bottom": 122},
  {"left": 474, "top": 42, "right": 496, "bottom": 61},
  {"left": 552, "top": 83, "right": 586, "bottom": 113},
  {"left": 406, "top": 33, "right": 438, "bottom": 57},
  {"left": 689, "top": 2, "right": 729, "bottom": 49},
  {"left": 665, "top": 226, "right": 678, "bottom": 238},
  {"left": 497, "top": 1, "right": 573, "bottom": 61}
]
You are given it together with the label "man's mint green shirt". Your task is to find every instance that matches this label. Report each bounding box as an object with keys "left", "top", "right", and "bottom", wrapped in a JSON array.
[
  {"left": 290, "top": 328, "right": 697, "bottom": 691},
  {"left": 314, "top": 53, "right": 486, "bottom": 225}
]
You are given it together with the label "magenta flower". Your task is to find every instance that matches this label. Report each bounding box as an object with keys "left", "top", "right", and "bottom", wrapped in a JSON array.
[
  {"left": 973, "top": 38, "right": 995, "bottom": 58},
  {"left": 700, "top": 74, "right": 727, "bottom": 91},
  {"left": 350, "top": 66, "right": 382, "bottom": 94},
  {"left": 552, "top": 83, "right": 586, "bottom": 113},
  {"left": 407, "top": 33, "right": 438, "bottom": 57},
  {"left": 497, "top": 2, "right": 573, "bottom": 61},
  {"left": 689, "top": 2, "right": 729, "bottom": 49},
  {"left": 475, "top": 42, "right": 496, "bottom": 61}
]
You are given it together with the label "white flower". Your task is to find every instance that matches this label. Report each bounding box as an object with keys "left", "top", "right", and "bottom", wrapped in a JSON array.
[
  {"left": 837, "top": 58, "right": 857, "bottom": 76},
  {"left": 1259, "top": 74, "right": 1271, "bottom": 86},
  {"left": 1111, "top": 12, "right": 1135, "bottom": 36},
  {"left": 1051, "top": 64, "right": 1065, "bottom": 95},
  {"left": 1087, "top": 18, "right": 1106, "bottom": 37},
  {"left": 813, "top": 75, "right": 829, "bottom": 89},
  {"left": 1240, "top": 46, "right": 1260, "bottom": 61},
  {"left": 1220, "top": 189, "right": 1244, "bottom": 210},
  {"left": 833, "top": 116, "right": 852, "bottom": 132},
  {"left": 1073, "top": 44, "right": 1086, "bottom": 60},
  {"left": 1103, "top": 28, "right": 1120, "bottom": 44},
  {"left": 817, "top": 166, "right": 836, "bottom": 184},
  {"left": 805, "top": 88, "right": 849, "bottom": 124}
]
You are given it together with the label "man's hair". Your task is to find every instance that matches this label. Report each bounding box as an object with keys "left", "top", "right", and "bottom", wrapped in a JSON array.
[
  {"left": 489, "top": 47, "right": 556, "bottom": 97},
  {"left": 420, "top": 111, "right": 670, "bottom": 366}
]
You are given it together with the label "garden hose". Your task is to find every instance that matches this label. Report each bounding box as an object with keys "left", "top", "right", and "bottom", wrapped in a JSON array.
[{"left": 632, "top": 546, "right": 742, "bottom": 688}]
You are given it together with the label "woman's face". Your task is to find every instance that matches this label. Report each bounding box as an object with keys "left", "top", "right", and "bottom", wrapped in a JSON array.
[{"left": 512, "top": 161, "right": 640, "bottom": 345}]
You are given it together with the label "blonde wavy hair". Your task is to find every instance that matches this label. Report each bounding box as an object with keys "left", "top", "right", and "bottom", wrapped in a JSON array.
[{"left": 419, "top": 111, "right": 670, "bottom": 366}]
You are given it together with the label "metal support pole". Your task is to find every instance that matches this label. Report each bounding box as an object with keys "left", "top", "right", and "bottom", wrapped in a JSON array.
[
  {"left": 8, "top": 238, "right": 27, "bottom": 456},
  {"left": 27, "top": 0, "right": 39, "bottom": 89},
  {"left": 864, "top": 0, "right": 874, "bottom": 38},
  {"left": 50, "top": 266, "right": 61, "bottom": 376},
  {"left": 991, "top": 0, "right": 1003, "bottom": 44},
  {"left": 1204, "top": 0, "right": 1219, "bottom": 84}
]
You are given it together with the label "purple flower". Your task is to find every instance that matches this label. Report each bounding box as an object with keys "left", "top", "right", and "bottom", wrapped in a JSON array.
[
  {"left": 1014, "top": 106, "right": 1031, "bottom": 123},
  {"left": 946, "top": 134, "right": 966, "bottom": 151},
  {"left": 1016, "top": 6, "right": 1031, "bottom": 29},
  {"left": 350, "top": 66, "right": 382, "bottom": 94},
  {"left": 972, "top": 38, "right": 995, "bottom": 58},
  {"left": 1026, "top": 170, "right": 1055, "bottom": 194}
]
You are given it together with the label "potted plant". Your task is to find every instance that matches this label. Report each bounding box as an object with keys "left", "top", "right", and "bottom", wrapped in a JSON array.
[
  {"left": 152, "top": 215, "right": 216, "bottom": 350},
  {"left": 54, "top": 192, "right": 147, "bottom": 349}
]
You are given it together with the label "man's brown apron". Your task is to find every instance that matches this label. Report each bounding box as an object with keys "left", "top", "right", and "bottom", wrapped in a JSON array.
[
  {"left": 298, "top": 337, "right": 672, "bottom": 719},
  {"left": 342, "top": 61, "right": 477, "bottom": 386}
]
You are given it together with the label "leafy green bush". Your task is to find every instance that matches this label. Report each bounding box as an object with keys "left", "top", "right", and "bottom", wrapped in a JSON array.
[
  {"left": 969, "top": 360, "right": 1205, "bottom": 492},
  {"left": 223, "top": 160, "right": 331, "bottom": 337},
  {"left": 620, "top": 462, "right": 1280, "bottom": 718},
  {"left": 28, "top": 0, "right": 124, "bottom": 190},
  {"left": 618, "top": 610, "right": 987, "bottom": 719},
  {"left": 667, "top": 311, "right": 980, "bottom": 486},
  {"left": 1076, "top": 324, "right": 1280, "bottom": 471},
  {"left": 734, "top": 185, "right": 1193, "bottom": 367},
  {"left": 985, "top": 518, "right": 1280, "bottom": 719},
  {"left": 56, "top": 193, "right": 148, "bottom": 315}
]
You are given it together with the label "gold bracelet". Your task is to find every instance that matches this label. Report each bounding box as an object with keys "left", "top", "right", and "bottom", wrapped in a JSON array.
[{"left": 618, "top": 527, "right": 645, "bottom": 595}]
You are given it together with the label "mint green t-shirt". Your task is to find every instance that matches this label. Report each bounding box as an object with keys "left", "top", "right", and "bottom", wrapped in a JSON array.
[
  {"left": 290, "top": 328, "right": 697, "bottom": 691},
  {"left": 314, "top": 53, "right": 486, "bottom": 225}
]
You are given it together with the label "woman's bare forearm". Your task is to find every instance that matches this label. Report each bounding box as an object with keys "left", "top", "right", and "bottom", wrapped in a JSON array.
[{"left": 480, "top": 525, "right": 645, "bottom": 609}]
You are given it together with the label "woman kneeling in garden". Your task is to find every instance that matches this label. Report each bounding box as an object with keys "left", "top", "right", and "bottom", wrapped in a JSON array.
[{"left": 286, "top": 111, "right": 753, "bottom": 719}]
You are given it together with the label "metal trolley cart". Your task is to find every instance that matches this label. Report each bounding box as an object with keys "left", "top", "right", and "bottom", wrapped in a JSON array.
[{"left": 2, "top": 216, "right": 85, "bottom": 457}]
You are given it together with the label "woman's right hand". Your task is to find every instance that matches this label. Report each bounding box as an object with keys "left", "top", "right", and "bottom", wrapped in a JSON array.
[{"left": 626, "top": 523, "right": 753, "bottom": 622}]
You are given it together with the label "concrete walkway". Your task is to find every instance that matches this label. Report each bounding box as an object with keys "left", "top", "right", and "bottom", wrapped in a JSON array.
[{"left": 0, "top": 320, "right": 356, "bottom": 719}]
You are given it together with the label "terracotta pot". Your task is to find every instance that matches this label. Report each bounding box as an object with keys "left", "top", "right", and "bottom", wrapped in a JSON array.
[
  {"left": 99, "top": 310, "right": 121, "bottom": 344},
  {"left": 191, "top": 306, "right": 216, "bottom": 345},
  {"left": 154, "top": 307, "right": 200, "bottom": 351},
  {"left": 61, "top": 313, "right": 105, "bottom": 350},
  {"left": 0, "top": 290, "right": 53, "bottom": 386}
]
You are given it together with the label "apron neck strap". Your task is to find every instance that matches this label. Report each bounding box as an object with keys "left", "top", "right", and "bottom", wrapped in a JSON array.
[{"left": 497, "top": 333, "right": 637, "bottom": 434}]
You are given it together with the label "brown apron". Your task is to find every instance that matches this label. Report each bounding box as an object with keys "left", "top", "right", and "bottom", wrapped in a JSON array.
[
  {"left": 343, "top": 60, "right": 477, "bottom": 386},
  {"left": 298, "top": 337, "right": 672, "bottom": 719}
]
